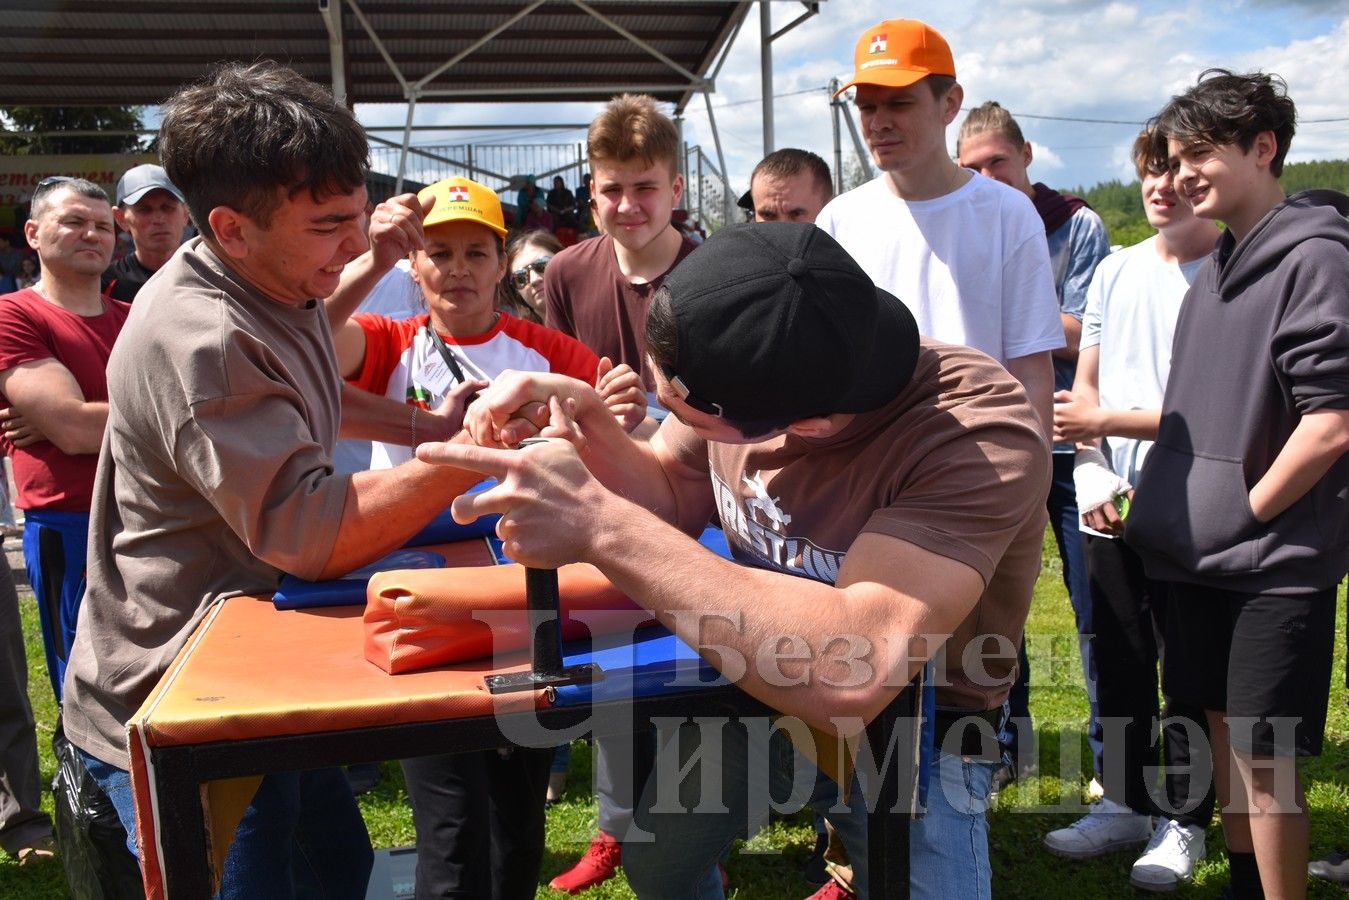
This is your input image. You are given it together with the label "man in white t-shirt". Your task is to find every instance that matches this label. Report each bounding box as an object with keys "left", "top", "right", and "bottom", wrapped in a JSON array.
[
  {"left": 816, "top": 19, "right": 1061, "bottom": 441},
  {"left": 816, "top": 19, "right": 1061, "bottom": 800},
  {"left": 1049, "top": 129, "right": 1220, "bottom": 891}
]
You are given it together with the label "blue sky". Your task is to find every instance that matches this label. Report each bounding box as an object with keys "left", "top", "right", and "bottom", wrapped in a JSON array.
[{"left": 356, "top": 1, "right": 1348, "bottom": 195}]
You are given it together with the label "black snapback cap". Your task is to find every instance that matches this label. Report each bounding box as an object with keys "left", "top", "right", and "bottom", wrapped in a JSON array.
[{"left": 660, "top": 221, "right": 919, "bottom": 423}]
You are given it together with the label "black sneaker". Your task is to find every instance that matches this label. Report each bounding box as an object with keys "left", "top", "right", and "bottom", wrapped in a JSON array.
[{"left": 803, "top": 831, "right": 829, "bottom": 885}]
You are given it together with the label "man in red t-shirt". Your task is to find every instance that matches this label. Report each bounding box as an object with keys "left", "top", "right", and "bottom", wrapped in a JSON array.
[{"left": 0, "top": 176, "right": 126, "bottom": 700}]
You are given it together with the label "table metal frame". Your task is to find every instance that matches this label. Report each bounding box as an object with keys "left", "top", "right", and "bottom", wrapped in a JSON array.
[{"left": 145, "top": 682, "right": 919, "bottom": 897}]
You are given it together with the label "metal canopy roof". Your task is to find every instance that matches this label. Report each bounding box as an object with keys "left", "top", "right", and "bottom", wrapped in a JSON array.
[{"left": 0, "top": 0, "right": 753, "bottom": 113}]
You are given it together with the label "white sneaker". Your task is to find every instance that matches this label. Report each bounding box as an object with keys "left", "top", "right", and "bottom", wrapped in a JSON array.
[
  {"left": 1130, "top": 819, "right": 1206, "bottom": 892},
  {"left": 1043, "top": 798, "right": 1153, "bottom": 859}
]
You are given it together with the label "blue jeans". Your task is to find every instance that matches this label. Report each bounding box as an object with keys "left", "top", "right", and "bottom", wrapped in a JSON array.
[
  {"left": 622, "top": 720, "right": 867, "bottom": 900},
  {"left": 80, "top": 749, "right": 373, "bottom": 899},
  {"left": 1007, "top": 453, "right": 1101, "bottom": 775},
  {"left": 910, "top": 751, "right": 996, "bottom": 900},
  {"left": 621, "top": 717, "right": 988, "bottom": 900}
]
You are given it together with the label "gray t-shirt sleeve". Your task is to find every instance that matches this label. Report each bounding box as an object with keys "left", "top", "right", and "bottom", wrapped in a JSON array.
[{"left": 174, "top": 371, "right": 348, "bottom": 581}]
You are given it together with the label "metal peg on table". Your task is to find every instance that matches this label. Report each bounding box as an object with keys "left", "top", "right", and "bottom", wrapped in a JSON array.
[{"left": 485, "top": 438, "right": 602, "bottom": 694}]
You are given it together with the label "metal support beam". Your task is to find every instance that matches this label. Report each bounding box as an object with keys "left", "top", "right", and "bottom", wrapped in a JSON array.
[
  {"left": 415, "top": 83, "right": 706, "bottom": 99},
  {"left": 702, "top": 91, "right": 732, "bottom": 226},
  {"left": 569, "top": 0, "right": 711, "bottom": 91},
  {"left": 771, "top": 1, "right": 820, "bottom": 41},
  {"left": 395, "top": 95, "right": 416, "bottom": 194},
  {"left": 759, "top": 0, "right": 820, "bottom": 157},
  {"left": 317, "top": 0, "right": 346, "bottom": 106},
  {"left": 344, "top": 0, "right": 408, "bottom": 95},
  {"left": 346, "top": 0, "right": 420, "bottom": 185},
  {"left": 837, "top": 87, "right": 875, "bottom": 183},
  {"left": 830, "top": 78, "right": 843, "bottom": 196},
  {"left": 414, "top": 1, "right": 548, "bottom": 91},
  {"left": 706, "top": 4, "right": 748, "bottom": 84},
  {"left": 369, "top": 135, "right": 511, "bottom": 186},
  {"left": 760, "top": 1, "right": 773, "bottom": 156},
  {"left": 364, "top": 124, "right": 590, "bottom": 134}
]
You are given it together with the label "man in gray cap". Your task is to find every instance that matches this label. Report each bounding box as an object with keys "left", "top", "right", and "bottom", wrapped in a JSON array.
[{"left": 100, "top": 163, "right": 190, "bottom": 301}]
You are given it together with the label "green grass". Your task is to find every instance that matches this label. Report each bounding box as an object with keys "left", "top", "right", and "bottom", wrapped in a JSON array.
[{"left": 3, "top": 534, "right": 1348, "bottom": 898}]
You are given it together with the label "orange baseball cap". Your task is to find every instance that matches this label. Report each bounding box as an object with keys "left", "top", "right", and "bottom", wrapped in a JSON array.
[
  {"left": 418, "top": 176, "right": 508, "bottom": 238},
  {"left": 834, "top": 19, "right": 956, "bottom": 97}
]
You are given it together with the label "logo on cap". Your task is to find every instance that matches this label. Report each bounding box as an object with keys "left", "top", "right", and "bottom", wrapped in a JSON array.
[
  {"left": 869, "top": 33, "right": 887, "bottom": 54},
  {"left": 447, "top": 185, "right": 470, "bottom": 203}
]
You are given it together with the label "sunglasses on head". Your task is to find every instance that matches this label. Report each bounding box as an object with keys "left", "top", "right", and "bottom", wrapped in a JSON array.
[{"left": 510, "top": 256, "right": 551, "bottom": 289}]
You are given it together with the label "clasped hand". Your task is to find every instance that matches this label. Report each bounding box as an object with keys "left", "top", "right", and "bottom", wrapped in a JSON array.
[
  {"left": 417, "top": 379, "right": 607, "bottom": 569},
  {"left": 0, "top": 406, "right": 43, "bottom": 447}
]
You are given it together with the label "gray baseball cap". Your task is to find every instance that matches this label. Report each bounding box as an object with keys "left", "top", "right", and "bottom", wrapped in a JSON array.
[{"left": 116, "top": 164, "right": 185, "bottom": 206}]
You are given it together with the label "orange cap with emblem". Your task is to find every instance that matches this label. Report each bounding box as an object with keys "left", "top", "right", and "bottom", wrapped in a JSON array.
[{"left": 834, "top": 19, "right": 956, "bottom": 97}]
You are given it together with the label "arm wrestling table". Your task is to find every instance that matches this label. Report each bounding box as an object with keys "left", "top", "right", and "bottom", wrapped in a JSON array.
[{"left": 125, "top": 536, "right": 922, "bottom": 899}]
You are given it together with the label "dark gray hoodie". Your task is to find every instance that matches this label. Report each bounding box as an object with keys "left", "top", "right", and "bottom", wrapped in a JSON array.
[{"left": 1127, "top": 189, "right": 1349, "bottom": 594}]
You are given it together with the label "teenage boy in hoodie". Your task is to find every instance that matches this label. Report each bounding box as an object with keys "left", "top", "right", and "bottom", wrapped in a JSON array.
[{"left": 1127, "top": 69, "right": 1349, "bottom": 900}]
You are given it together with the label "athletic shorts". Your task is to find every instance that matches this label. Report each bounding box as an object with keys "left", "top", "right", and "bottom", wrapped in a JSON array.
[{"left": 1161, "top": 580, "right": 1336, "bottom": 757}]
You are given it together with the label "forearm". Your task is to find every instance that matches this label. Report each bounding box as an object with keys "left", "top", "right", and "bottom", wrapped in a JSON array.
[
  {"left": 39, "top": 400, "right": 107, "bottom": 454},
  {"left": 482, "top": 375, "right": 681, "bottom": 521},
  {"left": 1052, "top": 313, "right": 1082, "bottom": 361},
  {"left": 1007, "top": 352, "right": 1054, "bottom": 444},
  {"left": 1249, "top": 408, "right": 1349, "bottom": 522},
  {"left": 339, "top": 382, "right": 456, "bottom": 445},
  {"left": 417, "top": 435, "right": 981, "bottom": 731},
  {"left": 580, "top": 498, "right": 919, "bottom": 731},
  {"left": 1098, "top": 408, "right": 1160, "bottom": 441},
  {"left": 320, "top": 442, "right": 485, "bottom": 578},
  {"left": 569, "top": 393, "right": 685, "bottom": 524}
]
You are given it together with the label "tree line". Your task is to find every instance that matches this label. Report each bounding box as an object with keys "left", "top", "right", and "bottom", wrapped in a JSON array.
[{"left": 1073, "top": 158, "right": 1349, "bottom": 247}]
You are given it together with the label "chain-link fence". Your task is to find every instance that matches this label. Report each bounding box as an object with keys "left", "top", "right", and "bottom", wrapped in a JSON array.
[{"left": 683, "top": 144, "right": 741, "bottom": 232}]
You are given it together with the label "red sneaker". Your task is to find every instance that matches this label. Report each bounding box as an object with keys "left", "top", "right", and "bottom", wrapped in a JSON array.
[
  {"left": 804, "top": 878, "right": 854, "bottom": 899},
  {"left": 548, "top": 829, "right": 622, "bottom": 893}
]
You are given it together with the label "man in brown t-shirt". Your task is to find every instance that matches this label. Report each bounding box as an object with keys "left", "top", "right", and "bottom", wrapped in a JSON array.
[{"left": 422, "top": 222, "right": 1050, "bottom": 898}]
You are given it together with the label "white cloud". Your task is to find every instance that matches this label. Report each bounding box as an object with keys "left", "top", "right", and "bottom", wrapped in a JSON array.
[
  {"left": 353, "top": 2, "right": 1348, "bottom": 198},
  {"left": 1230, "top": 17, "right": 1349, "bottom": 166},
  {"left": 1030, "top": 142, "right": 1066, "bottom": 170}
]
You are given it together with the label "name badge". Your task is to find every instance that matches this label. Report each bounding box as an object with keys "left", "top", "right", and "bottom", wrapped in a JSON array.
[{"left": 416, "top": 352, "right": 455, "bottom": 398}]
